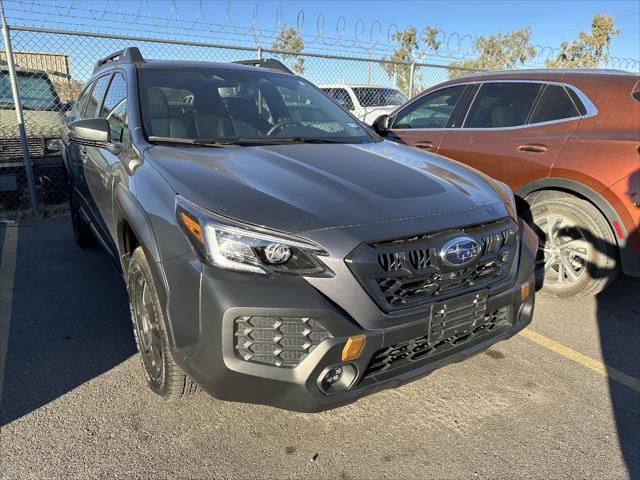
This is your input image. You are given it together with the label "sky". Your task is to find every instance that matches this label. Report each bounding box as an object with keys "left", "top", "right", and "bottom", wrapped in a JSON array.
[
  {"left": 226, "top": 0, "right": 640, "bottom": 60},
  {"left": 1, "top": 0, "right": 638, "bottom": 86}
]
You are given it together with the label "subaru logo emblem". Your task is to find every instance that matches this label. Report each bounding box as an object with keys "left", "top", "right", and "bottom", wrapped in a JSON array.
[{"left": 440, "top": 236, "right": 481, "bottom": 267}]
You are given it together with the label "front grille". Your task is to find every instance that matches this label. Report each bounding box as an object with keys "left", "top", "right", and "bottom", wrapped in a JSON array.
[
  {"left": 364, "top": 306, "right": 511, "bottom": 378},
  {"left": 346, "top": 218, "right": 516, "bottom": 312},
  {"left": 0, "top": 137, "right": 45, "bottom": 161},
  {"left": 234, "top": 316, "right": 332, "bottom": 368}
]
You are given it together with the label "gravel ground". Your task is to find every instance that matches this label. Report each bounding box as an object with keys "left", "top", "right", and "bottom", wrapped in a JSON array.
[{"left": 1, "top": 218, "right": 639, "bottom": 480}]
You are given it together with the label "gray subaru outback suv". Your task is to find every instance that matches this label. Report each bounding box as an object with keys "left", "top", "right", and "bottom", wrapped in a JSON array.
[{"left": 62, "top": 47, "right": 537, "bottom": 412}]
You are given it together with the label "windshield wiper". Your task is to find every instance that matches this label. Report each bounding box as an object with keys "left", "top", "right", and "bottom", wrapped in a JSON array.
[
  {"left": 226, "top": 137, "right": 357, "bottom": 145},
  {"left": 147, "top": 136, "right": 238, "bottom": 148},
  {"left": 280, "top": 137, "right": 357, "bottom": 144},
  {"left": 148, "top": 136, "right": 359, "bottom": 147}
]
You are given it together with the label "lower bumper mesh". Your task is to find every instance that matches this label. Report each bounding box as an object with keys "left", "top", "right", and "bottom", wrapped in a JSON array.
[
  {"left": 364, "top": 306, "right": 511, "bottom": 378},
  {"left": 234, "top": 316, "right": 332, "bottom": 368}
]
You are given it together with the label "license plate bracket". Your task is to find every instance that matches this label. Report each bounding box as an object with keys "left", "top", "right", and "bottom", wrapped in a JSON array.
[
  {"left": 0, "top": 174, "right": 18, "bottom": 192},
  {"left": 428, "top": 290, "right": 488, "bottom": 346}
]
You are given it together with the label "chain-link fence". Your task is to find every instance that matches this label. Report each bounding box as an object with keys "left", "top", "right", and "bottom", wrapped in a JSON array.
[{"left": 0, "top": 22, "right": 479, "bottom": 221}]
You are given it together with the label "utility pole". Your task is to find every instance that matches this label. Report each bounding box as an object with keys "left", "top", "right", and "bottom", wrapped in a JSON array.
[
  {"left": 408, "top": 62, "right": 415, "bottom": 97},
  {"left": 1, "top": 0, "right": 39, "bottom": 216}
]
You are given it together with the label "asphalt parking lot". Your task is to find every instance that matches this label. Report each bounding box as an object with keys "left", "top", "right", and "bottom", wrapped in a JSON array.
[{"left": 0, "top": 217, "right": 639, "bottom": 480}]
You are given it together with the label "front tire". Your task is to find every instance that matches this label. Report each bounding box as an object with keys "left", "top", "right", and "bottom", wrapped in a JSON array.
[
  {"left": 525, "top": 192, "right": 619, "bottom": 299},
  {"left": 127, "top": 247, "right": 199, "bottom": 399}
]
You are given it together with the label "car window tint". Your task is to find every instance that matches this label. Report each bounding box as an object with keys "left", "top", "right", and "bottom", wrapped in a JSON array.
[
  {"left": 108, "top": 101, "right": 129, "bottom": 144},
  {"left": 77, "top": 85, "right": 92, "bottom": 117},
  {"left": 99, "top": 73, "right": 128, "bottom": 143},
  {"left": 566, "top": 87, "right": 588, "bottom": 115},
  {"left": 464, "top": 82, "right": 541, "bottom": 128},
  {"left": 352, "top": 88, "right": 406, "bottom": 107},
  {"left": 83, "top": 75, "right": 110, "bottom": 118},
  {"left": 330, "top": 88, "right": 354, "bottom": 110},
  {"left": 530, "top": 84, "right": 579, "bottom": 124},
  {"left": 140, "top": 68, "right": 372, "bottom": 142},
  {"left": 391, "top": 85, "right": 464, "bottom": 129},
  {"left": 0, "top": 72, "right": 60, "bottom": 111}
]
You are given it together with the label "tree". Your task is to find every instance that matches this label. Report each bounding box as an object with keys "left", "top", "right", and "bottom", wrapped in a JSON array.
[
  {"left": 448, "top": 28, "right": 536, "bottom": 79},
  {"left": 271, "top": 27, "right": 305, "bottom": 75},
  {"left": 382, "top": 26, "right": 441, "bottom": 96},
  {"left": 545, "top": 14, "right": 619, "bottom": 68}
]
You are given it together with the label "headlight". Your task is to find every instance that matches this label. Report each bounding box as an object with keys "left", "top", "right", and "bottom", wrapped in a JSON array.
[
  {"left": 45, "top": 138, "right": 61, "bottom": 152},
  {"left": 493, "top": 180, "right": 517, "bottom": 220},
  {"left": 176, "top": 196, "right": 332, "bottom": 277}
]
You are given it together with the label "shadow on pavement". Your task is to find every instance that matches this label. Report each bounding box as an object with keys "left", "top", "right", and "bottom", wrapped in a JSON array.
[
  {"left": 0, "top": 217, "right": 135, "bottom": 427},
  {"left": 597, "top": 275, "right": 640, "bottom": 480}
]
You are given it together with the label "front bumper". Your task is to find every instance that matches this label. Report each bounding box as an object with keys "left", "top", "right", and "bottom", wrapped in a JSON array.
[
  {"left": 166, "top": 219, "right": 538, "bottom": 412},
  {"left": 0, "top": 155, "right": 65, "bottom": 196}
]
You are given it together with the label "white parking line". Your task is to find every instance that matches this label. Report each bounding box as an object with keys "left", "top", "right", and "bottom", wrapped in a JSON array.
[{"left": 0, "top": 225, "right": 18, "bottom": 407}]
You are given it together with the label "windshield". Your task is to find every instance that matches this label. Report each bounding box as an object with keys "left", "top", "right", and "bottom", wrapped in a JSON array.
[
  {"left": 139, "top": 67, "right": 375, "bottom": 145},
  {"left": 0, "top": 71, "right": 60, "bottom": 111},
  {"left": 352, "top": 87, "right": 406, "bottom": 108}
]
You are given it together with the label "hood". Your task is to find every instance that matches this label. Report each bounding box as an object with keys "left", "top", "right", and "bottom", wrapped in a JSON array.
[
  {"left": 0, "top": 110, "right": 64, "bottom": 138},
  {"left": 147, "top": 140, "right": 508, "bottom": 234}
]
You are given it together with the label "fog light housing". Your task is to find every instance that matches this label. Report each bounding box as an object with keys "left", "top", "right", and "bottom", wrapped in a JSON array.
[
  {"left": 518, "top": 296, "right": 535, "bottom": 324},
  {"left": 317, "top": 364, "right": 357, "bottom": 395}
]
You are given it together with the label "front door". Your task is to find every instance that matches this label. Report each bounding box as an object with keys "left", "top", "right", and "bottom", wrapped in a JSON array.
[{"left": 387, "top": 84, "right": 468, "bottom": 153}]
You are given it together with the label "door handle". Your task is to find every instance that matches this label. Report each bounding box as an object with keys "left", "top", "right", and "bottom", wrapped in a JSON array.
[
  {"left": 414, "top": 141, "right": 434, "bottom": 151},
  {"left": 518, "top": 144, "right": 548, "bottom": 153}
]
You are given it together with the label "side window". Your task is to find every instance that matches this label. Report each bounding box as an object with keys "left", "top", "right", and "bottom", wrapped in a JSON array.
[
  {"left": 391, "top": 85, "right": 465, "bottom": 129},
  {"left": 529, "top": 84, "right": 580, "bottom": 124},
  {"left": 464, "top": 82, "right": 541, "bottom": 128},
  {"left": 82, "top": 74, "right": 111, "bottom": 119},
  {"left": 99, "top": 73, "right": 129, "bottom": 144},
  {"left": 77, "top": 85, "right": 93, "bottom": 118},
  {"left": 566, "top": 87, "right": 588, "bottom": 115},
  {"left": 331, "top": 88, "right": 354, "bottom": 110}
]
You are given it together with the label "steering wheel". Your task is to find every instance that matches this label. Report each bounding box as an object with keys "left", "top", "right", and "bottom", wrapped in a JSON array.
[{"left": 266, "top": 121, "right": 299, "bottom": 136}]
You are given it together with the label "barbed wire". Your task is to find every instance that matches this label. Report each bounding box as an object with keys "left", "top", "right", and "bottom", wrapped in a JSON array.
[{"left": 2, "top": 0, "right": 639, "bottom": 70}]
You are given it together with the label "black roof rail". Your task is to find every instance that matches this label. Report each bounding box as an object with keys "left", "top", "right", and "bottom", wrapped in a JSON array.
[
  {"left": 94, "top": 47, "right": 144, "bottom": 73},
  {"left": 232, "top": 58, "right": 294, "bottom": 75}
]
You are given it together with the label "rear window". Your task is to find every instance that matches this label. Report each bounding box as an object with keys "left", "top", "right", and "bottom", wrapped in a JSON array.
[
  {"left": 465, "top": 82, "right": 541, "bottom": 128},
  {"left": 529, "top": 84, "right": 580, "bottom": 124}
]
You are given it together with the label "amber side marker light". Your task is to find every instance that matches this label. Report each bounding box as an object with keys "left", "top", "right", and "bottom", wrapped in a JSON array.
[
  {"left": 521, "top": 282, "right": 530, "bottom": 301},
  {"left": 342, "top": 335, "right": 365, "bottom": 361},
  {"left": 179, "top": 211, "right": 204, "bottom": 244}
]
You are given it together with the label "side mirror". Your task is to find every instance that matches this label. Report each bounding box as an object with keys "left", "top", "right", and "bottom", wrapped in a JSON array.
[
  {"left": 69, "top": 118, "right": 120, "bottom": 154},
  {"left": 372, "top": 114, "right": 389, "bottom": 135}
]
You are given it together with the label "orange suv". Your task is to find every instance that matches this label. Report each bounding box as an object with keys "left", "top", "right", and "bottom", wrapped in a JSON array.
[{"left": 374, "top": 69, "right": 640, "bottom": 298}]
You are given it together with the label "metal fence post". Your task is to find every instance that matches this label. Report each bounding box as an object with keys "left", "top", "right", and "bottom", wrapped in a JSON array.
[
  {"left": 408, "top": 61, "right": 415, "bottom": 98},
  {"left": 1, "top": 4, "right": 39, "bottom": 217}
]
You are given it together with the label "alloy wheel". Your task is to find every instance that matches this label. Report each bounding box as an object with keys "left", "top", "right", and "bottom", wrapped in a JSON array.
[
  {"left": 132, "top": 272, "right": 164, "bottom": 385},
  {"left": 536, "top": 214, "right": 590, "bottom": 286}
]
